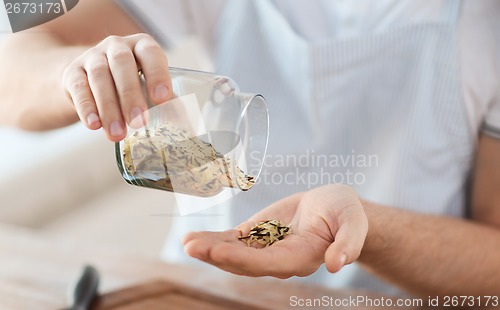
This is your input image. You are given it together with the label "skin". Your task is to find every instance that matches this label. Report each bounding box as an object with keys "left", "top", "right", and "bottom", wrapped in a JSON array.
[
  {"left": 0, "top": 0, "right": 172, "bottom": 141},
  {"left": 1, "top": 0, "right": 499, "bottom": 298}
]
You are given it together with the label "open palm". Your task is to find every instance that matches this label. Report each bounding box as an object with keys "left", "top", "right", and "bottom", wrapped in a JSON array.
[{"left": 183, "top": 184, "right": 368, "bottom": 278}]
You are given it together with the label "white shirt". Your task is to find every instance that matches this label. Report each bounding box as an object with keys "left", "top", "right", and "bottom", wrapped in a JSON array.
[{"left": 118, "top": 0, "right": 500, "bottom": 138}]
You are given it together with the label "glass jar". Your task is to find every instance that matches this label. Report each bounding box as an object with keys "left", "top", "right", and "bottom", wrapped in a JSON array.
[{"left": 115, "top": 68, "right": 269, "bottom": 198}]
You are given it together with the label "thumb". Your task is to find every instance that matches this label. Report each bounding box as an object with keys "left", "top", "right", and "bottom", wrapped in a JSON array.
[
  {"left": 234, "top": 220, "right": 256, "bottom": 236},
  {"left": 324, "top": 211, "right": 368, "bottom": 273}
]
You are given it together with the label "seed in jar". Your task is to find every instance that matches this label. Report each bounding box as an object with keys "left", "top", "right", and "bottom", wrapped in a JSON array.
[
  {"left": 121, "top": 123, "right": 255, "bottom": 197},
  {"left": 239, "top": 220, "right": 292, "bottom": 247}
]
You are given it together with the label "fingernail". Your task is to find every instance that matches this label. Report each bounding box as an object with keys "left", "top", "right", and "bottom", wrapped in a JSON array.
[
  {"left": 340, "top": 254, "right": 347, "bottom": 266},
  {"left": 87, "top": 113, "right": 100, "bottom": 126},
  {"left": 130, "top": 107, "right": 143, "bottom": 123},
  {"left": 154, "top": 84, "right": 169, "bottom": 101},
  {"left": 110, "top": 121, "right": 124, "bottom": 137}
]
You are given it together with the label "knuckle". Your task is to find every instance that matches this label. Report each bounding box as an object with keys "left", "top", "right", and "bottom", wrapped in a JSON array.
[
  {"left": 62, "top": 63, "right": 83, "bottom": 84},
  {"left": 74, "top": 98, "right": 95, "bottom": 110},
  {"left": 136, "top": 33, "right": 153, "bottom": 41},
  {"left": 87, "top": 61, "right": 109, "bottom": 76},
  {"left": 108, "top": 48, "right": 134, "bottom": 63},
  {"left": 119, "top": 86, "right": 142, "bottom": 104},
  {"left": 144, "top": 67, "right": 169, "bottom": 84},
  {"left": 68, "top": 80, "right": 89, "bottom": 93},
  {"left": 135, "top": 39, "right": 162, "bottom": 55},
  {"left": 102, "top": 35, "right": 121, "bottom": 45},
  {"left": 101, "top": 99, "right": 118, "bottom": 110}
]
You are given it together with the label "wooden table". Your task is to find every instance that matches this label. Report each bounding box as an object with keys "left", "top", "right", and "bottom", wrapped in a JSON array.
[{"left": 0, "top": 224, "right": 429, "bottom": 309}]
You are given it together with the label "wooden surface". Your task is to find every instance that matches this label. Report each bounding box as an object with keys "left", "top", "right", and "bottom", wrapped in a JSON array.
[
  {"left": 93, "top": 281, "right": 262, "bottom": 310},
  {"left": 0, "top": 224, "right": 430, "bottom": 310}
]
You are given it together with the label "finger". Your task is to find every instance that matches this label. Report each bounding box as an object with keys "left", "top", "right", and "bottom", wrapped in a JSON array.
[
  {"left": 210, "top": 237, "right": 315, "bottom": 278},
  {"left": 183, "top": 230, "right": 263, "bottom": 269},
  {"left": 324, "top": 210, "right": 368, "bottom": 273},
  {"left": 63, "top": 67, "right": 101, "bottom": 130},
  {"left": 184, "top": 229, "right": 321, "bottom": 278},
  {"left": 107, "top": 44, "right": 147, "bottom": 127},
  {"left": 85, "top": 55, "right": 126, "bottom": 142},
  {"left": 183, "top": 230, "right": 241, "bottom": 246},
  {"left": 133, "top": 34, "right": 172, "bottom": 104},
  {"left": 183, "top": 237, "right": 213, "bottom": 261},
  {"left": 183, "top": 231, "right": 245, "bottom": 275},
  {"left": 183, "top": 230, "right": 241, "bottom": 261},
  {"left": 234, "top": 221, "right": 254, "bottom": 236}
]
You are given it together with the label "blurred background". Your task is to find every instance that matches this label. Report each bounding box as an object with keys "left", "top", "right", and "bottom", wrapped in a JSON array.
[{"left": 0, "top": 35, "right": 213, "bottom": 258}]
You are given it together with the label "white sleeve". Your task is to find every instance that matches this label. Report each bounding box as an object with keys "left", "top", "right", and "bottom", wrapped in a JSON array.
[
  {"left": 115, "top": 0, "right": 224, "bottom": 49},
  {"left": 481, "top": 21, "right": 500, "bottom": 139},
  {"left": 482, "top": 96, "right": 500, "bottom": 139},
  {"left": 480, "top": 6, "right": 500, "bottom": 139}
]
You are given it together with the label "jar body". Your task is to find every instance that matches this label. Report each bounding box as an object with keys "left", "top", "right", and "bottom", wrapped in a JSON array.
[{"left": 115, "top": 68, "right": 269, "bottom": 197}]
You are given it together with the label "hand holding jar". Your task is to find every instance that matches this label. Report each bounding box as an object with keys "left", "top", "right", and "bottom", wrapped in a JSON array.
[{"left": 62, "top": 34, "right": 172, "bottom": 142}]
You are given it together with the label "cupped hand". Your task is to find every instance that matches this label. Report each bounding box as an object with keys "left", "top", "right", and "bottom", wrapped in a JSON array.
[
  {"left": 62, "top": 34, "right": 172, "bottom": 141},
  {"left": 183, "top": 184, "right": 368, "bottom": 279}
]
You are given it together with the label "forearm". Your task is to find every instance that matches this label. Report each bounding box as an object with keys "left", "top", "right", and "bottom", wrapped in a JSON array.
[
  {"left": 358, "top": 201, "right": 500, "bottom": 297},
  {"left": 0, "top": 33, "right": 87, "bottom": 130}
]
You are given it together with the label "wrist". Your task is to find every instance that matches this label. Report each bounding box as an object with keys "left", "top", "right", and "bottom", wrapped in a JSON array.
[{"left": 357, "top": 199, "right": 384, "bottom": 264}]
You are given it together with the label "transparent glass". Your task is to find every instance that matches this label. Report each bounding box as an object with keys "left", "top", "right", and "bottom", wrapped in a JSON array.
[{"left": 115, "top": 68, "right": 269, "bottom": 198}]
